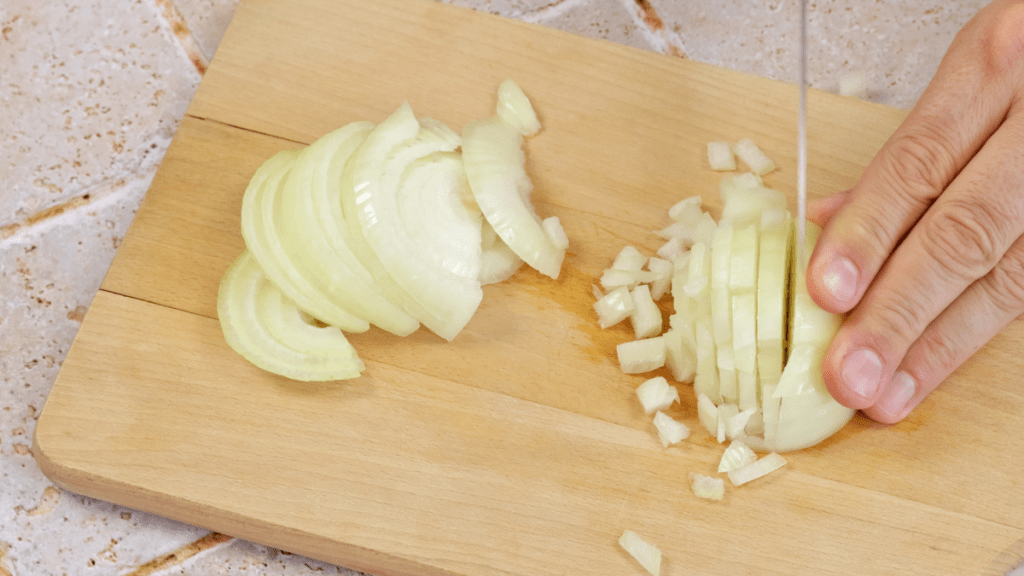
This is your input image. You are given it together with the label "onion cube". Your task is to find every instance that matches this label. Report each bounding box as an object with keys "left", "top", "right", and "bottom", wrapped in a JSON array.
[
  {"left": 635, "top": 376, "right": 679, "bottom": 414},
  {"left": 707, "top": 141, "right": 736, "bottom": 171},
  {"left": 617, "top": 337, "right": 666, "bottom": 374},
  {"left": 653, "top": 411, "right": 690, "bottom": 446}
]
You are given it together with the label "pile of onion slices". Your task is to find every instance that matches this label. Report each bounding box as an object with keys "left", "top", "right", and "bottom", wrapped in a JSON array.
[{"left": 217, "top": 80, "right": 567, "bottom": 381}]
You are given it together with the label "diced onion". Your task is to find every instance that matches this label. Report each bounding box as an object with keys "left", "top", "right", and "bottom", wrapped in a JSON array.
[
  {"left": 653, "top": 411, "right": 690, "bottom": 446},
  {"left": 635, "top": 376, "right": 679, "bottom": 414},
  {"left": 707, "top": 141, "right": 736, "bottom": 171},
  {"left": 668, "top": 195, "right": 703, "bottom": 224},
  {"left": 688, "top": 472, "right": 725, "bottom": 501},
  {"left": 594, "top": 286, "right": 635, "bottom": 329},
  {"left": 663, "top": 328, "right": 696, "bottom": 382},
  {"left": 630, "top": 284, "right": 663, "bottom": 340},
  {"left": 718, "top": 439, "right": 758, "bottom": 473},
  {"left": 732, "top": 138, "right": 776, "bottom": 175},
  {"left": 696, "top": 392, "right": 719, "bottom": 436},
  {"left": 727, "top": 452, "right": 787, "bottom": 486},
  {"left": 647, "top": 257, "right": 674, "bottom": 301},
  {"left": 613, "top": 246, "right": 647, "bottom": 271},
  {"left": 542, "top": 216, "right": 569, "bottom": 250},
  {"left": 619, "top": 530, "right": 662, "bottom": 576},
  {"left": 725, "top": 408, "right": 757, "bottom": 441},
  {"left": 618, "top": 337, "right": 667, "bottom": 374}
]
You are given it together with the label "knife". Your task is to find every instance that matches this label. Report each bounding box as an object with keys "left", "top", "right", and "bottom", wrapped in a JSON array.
[{"left": 796, "top": 0, "right": 808, "bottom": 267}]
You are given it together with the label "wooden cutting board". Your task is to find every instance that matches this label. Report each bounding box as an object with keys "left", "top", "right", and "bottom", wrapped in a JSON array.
[{"left": 34, "top": 0, "right": 1024, "bottom": 574}]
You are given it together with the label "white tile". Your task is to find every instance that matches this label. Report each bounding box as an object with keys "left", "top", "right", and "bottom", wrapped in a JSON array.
[
  {"left": 0, "top": 0, "right": 201, "bottom": 230},
  {"left": 173, "top": 539, "right": 369, "bottom": 575},
  {"left": 172, "top": 0, "right": 241, "bottom": 62},
  {"left": 645, "top": 0, "right": 986, "bottom": 109}
]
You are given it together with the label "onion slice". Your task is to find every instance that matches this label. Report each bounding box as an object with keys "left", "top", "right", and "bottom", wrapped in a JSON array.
[
  {"left": 618, "top": 530, "right": 662, "bottom": 576},
  {"left": 217, "top": 252, "right": 364, "bottom": 381},
  {"left": 462, "top": 115, "right": 565, "bottom": 279},
  {"left": 727, "top": 452, "right": 787, "bottom": 486}
]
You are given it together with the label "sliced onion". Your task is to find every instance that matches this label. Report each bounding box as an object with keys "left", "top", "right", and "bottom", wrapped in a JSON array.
[
  {"left": 496, "top": 79, "right": 541, "bottom": 137},
  {"left": 696, "top": 392, "right": 719, "bottom": 436},
  {"left": 653, "top": 411, "right": 690, "bottom": 446},
  {"left": 688, "top": 472, "right": 725, "bottom": 501},
  {"left": 619, "top": 530, "right": 662, "bottom": 576},
  {"left": 478, "top": 219, "right": 524, "bottom": 285},
  {"left": 463, "top": 115, "right": 565, "bottom": 279},
  {"left": 727, "top": 452, "right": 786, "bottom": 486},
  {"left": 279, "top": 121, "right": 421, "bottom": 337},
  {"left": 346, "top": 103, "right": 484, "bottom": 341},
  {"left": 718, "top": 439, "right": 758, "bottom": 473},
  {"left": 618, "top": 337, "right": 667, "bottom": 374},
  {"left": 635, "top": 376, "right": 679, "bottom": 414},
  {"left": 242, "top": 150, "right": 379, "bottom": 333},
  {"left": 647, "top": 257, "right": 674, "bottom": 301},
  {"left": 217, "top": 252, "right": 363, "bottom": 381}
]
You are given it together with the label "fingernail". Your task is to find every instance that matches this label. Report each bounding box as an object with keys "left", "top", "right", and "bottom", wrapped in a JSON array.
[
  {"left": 877, "top": 371, "right": 917, "bottom": 420},
  {"left": 840, "top": 348, "right": 883, "bottom": 401},
  {"left": 821, "top": 257, "right": 859, "bottom": 304}
]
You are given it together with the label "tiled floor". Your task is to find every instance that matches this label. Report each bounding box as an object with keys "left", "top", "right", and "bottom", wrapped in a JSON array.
[{"left": 0, "top": 0, "right": 983, "bottom": 574}]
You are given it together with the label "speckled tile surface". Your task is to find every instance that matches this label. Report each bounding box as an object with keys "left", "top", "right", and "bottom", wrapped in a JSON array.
[{"left": 0, "top": 0, "right": 985, "bottom": 574}]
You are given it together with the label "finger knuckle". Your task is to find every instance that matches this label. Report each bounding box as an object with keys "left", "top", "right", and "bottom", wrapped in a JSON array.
[
  {"left": 880, "top": 127, "right": 958, "bottom": 202},
  {"left": 865, "top": 295, "right": 929, "bottom": 352},
  {"left": 983, "top": 245, "right": 1024, "bottom": 315},
  {"left": 921, "top": 198, "right": 1003, "bottom": 279},
  {"left": 977, "top": 3, "right": 1024, "bottom": 79}
]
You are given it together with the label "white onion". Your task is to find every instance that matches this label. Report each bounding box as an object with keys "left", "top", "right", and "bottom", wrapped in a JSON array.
[
  {"left": 217, "top": 252, "right": 364, "bottom": 381},
  {"left": 706, "top": 141, "right": 736, "bottom": 171},
  {"left": 718, "top": 439, "right": 758, "bottom": 473},
  {"left": 647, "top": 257, "right": 674, "bottom": 301},
  {"left": 653, "top": 411, "right": 690, "bottom": 446},
  {"left": 619, "top": 530, "right": 662, "bottom": 576},
  {"left": 478, "top": 220, "right": 525, "bottom": 285},
  {"left": 630, "top": 284, "right": 663, "bottom": 340},
  {"left": 618, "top": 337, "right": 667, "bottom": 374},
  {"left": 663, "top": 328, "right": 696, "bottom": 382},
  {"left": 732, "top": 138, "right": 776, "bottom": 175},
  {"left": 613, "top": 246, "right": 646, "bottom": 271},
  {"left": 688, "top": 472, "right": 725, "bottom": 501},
  {"left": 668, "top": 195, "right": 703, "bottom": 223},
  {"left": 594, "top": 286, "right": 635, "bottom": 329},
  {"left": 495, "top": 79, "right": 541, "bottom": 137},
  {"left": 462, "top": 115, "right": 565, "bottom": 279},
  {"left": 635, "top": 376, "right": 679, "bottom": 414},
  {"left": 727, "top": 452, "right": 787, "bottom": 486}
]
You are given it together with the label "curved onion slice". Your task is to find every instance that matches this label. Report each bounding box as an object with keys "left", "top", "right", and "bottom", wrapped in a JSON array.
[
  {"left": 463, "top": 115, "right": 565, "bottom": 279},
  {"left": 240, "top": 150, "right": 369, "bottom": 332},
  {"left": 277, "top": 122, "right": 421, "bottom": 337},
  {"left": 217, "top": 251, "right": 363, "bottom": 381},
  {"left": 496, "top": 79, "right": 541, "bottom": 137},
  {"left": 478, "top": 220, "right": 524, "bottom": 284},
  {"left": 347, "top": 103, "right": 483, "bottom": 341}
]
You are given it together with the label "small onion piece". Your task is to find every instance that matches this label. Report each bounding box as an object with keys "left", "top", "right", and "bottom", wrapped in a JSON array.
[
  {"left": 635, "top": 376, "right": 679, "bottom": 414},
  {"left": 707, "top": 141, "right": 736, "bottom": 171},
  {"left": 688, "top": 472, "right": 725, "bottom": 501},
  {"left": 594, "top": 286, "right": 635, "bottom": 329},
  {"left": 718, "top": 439, "right": 758, "bottom": 473},
  {"left": 732, "top": 138, "right": 776, "bottom": 176},
  {"left": 630, "top": 284, "right": 663, "bottom": 339},
  {"left": 727, "top": 452, "right": 787, "bottom": 486},
  {"left": 619, "top": 530, "right": 662, "bottom": 576},
  {"left": 653, "top": 411, "right": 690, "bottom": 447},
  {"left": 496, "top": 79, "right": 541, "bottom": 137},
  {"left": 618, "top": 337, "right": 667, "bottom": 374},
  {"left": 478, "top": 220, "right": 525, "bottom": 285}
]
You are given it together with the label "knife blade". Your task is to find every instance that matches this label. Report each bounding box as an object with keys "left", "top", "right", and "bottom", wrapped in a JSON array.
[
  {"left": 794, "top": 0, "right": 811, "bottom": 266},
  {"left": 797, "top": 0, "right": 808, "bottom": 267}
]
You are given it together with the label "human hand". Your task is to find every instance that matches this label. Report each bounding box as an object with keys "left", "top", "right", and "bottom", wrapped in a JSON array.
[{"left": 805, "top": 0, "right": 1024, "bottom": 424}]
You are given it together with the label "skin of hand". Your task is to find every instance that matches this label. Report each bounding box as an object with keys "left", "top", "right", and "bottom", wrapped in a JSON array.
[{"left": 805, "top": 0, "right": 1024, "bottom": 424}]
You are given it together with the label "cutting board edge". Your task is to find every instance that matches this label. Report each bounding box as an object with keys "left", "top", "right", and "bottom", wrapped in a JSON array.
[{"left": 31, "top": 406, "right": 458, "bottom": 576}]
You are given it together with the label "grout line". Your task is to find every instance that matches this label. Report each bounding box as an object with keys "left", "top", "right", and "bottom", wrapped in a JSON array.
[
  {"left": 519, "top": 0, "right": 595, "bottom": 24},
  {"left": 122, "top": 532, "right": 234, "bottom": 576},
  {"left": 151, "top": 0, "right": 210, "bottom": 75},
  {"left": 616, "top": 0, "right": 687, "bottom": 57},
  {"left": 0, "top": 167, "right": 159, "bottom": 247}
]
